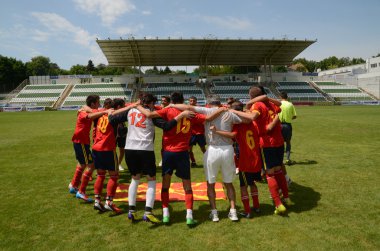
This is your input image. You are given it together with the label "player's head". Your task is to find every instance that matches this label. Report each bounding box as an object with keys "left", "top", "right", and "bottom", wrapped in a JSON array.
[
  {"left": 189, "top": 96, "right": 197, "bottom": 106},
  {"left": 171, "top": 92, "right": 184, "bottom": 104},
  {"left": 249, "top": 86, "right": 264, "bottom": 99},
  {"left": 141, "top": 93, "right": 158, "bottom": 108},
  {"left": 231, "top": 101, "right": 244, "bottom": 111},
  {"left": 161, "top": 96, "right": 171, "bottom": 107},
  {"left": 226, "top": 97, "right": 235, "bottom": 108},
  {"left": 86, "top": 95, "right": 100, "bottom": 108},
  {"left": 103, "top": 98, "right": 113, "bottom": 109},
  {"left": 207, "top": 94, "right": 221, "bottom": 107},
  {"left": 113, "top": 98, "right": 125, "bottom": 110},
  {"left": 280, "top": 91, "right": 288, "bottom": 100}
]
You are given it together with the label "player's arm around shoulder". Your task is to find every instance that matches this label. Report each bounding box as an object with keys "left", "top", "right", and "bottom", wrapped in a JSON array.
[
  {"left": 153, "top": 110, "right": 195, "bottom": 131},
  {"left": 87, "top": 109, "right": 112, "bottom": 121},
  {"left": 136, "top": 104, "right": 160, "bottom": 118},
  {"left": 205, "top": 106, "right": 227, "bottom": 121},
  {"left": 210, "top": 125, "right": 237, "bottom": 139},
  {"left": 169, "top": 104, "right": 193, "bottom": 111},
  {"left": 230, "top": 109, "right": 259, "bottom": 123}
]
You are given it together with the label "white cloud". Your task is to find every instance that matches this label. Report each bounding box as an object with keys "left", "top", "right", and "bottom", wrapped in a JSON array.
[
  {"left": 202, "top": 16, "right": 254, "bottom": 31},
  {"left": 31, "top": 12, "right": 106, "bottom": 65},
  {"left": 73, "top": 0, "right": 136, "bottom": 26},
  {"left": 142, "top": 10, "right": 151, "bottom": 15},
  {"left": 32, "top": 30, "right": 50, "bottom": 42},
  {"left": 113, "top": 24, "right": 144, "bottom": 36}
]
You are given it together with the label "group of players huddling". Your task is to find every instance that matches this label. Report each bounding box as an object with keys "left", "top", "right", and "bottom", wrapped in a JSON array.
[{"left": 68, "top": 86, "right": 293, "bottom": 225}]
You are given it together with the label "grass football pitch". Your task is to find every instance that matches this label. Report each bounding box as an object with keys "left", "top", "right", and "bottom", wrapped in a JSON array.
[{"left": 0, "top": 105, "right": 379, "bottom": 250}]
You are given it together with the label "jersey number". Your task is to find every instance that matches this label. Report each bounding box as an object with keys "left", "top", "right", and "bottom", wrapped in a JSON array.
[
  {"left": 129, "top": 112, "right": 146, "bottom": 128},
  {"left": 98, "top": 116, "right": 109, "bottom": 134},
  {"left": 246, "top": 130, "right": 255, "bottom": 150},
  {"left": 176, "top": 117, "right": 190, "bottom": 134}
]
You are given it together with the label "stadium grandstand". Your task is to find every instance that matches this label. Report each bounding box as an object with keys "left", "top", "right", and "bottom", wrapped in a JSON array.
[
  {"left": 276, "top": 81, "right": 326, "bottom": 102},
  {"left": 62, "top": 83, "right": 133, "bottom": 108},
  {"left": 1, "top": 38, "right": 379, "bottom": 112},
  {"left": 140, "top": 82, "right": 206, "bottom": 105},
  {"left": 9, "top": 84, "right": 67, "bottom": 108},
  {"left": 312, "top": 81, "right": 375, "bottom": 102}
]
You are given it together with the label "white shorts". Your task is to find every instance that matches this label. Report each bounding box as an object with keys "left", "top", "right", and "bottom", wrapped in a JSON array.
[{"left": 203, "top": 145, "right": 236, "bottom": 184}]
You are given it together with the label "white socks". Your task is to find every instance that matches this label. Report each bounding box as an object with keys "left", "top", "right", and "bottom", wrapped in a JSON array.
[
  {"left": 128, "top": 178, "right": 139, "bottom": 208},
  {"left": 146, "top": 180, "right": 156, "bottom": 210},
  {"left": 163, "top": 207, "right": 170, "bottom": 217},
  {"left": 186, "top": 209, "right": 193, "bottom": 219}
]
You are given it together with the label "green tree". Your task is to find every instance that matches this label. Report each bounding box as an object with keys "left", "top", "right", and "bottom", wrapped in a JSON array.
[
  {"left": 163, "top": 66, "right": 172, "bottom": 74},
  {"left": 0, "top": 55, "right": 27, "bottom": 93},
  {"left": 96, "top": 64, "right": 123, "bottom": 75},
  {"left": 86, "top": 60, "right": 95, "bottom": 73},
  {"left": 145, "top": 66, "right": 160, "bottom": 74},
  {"left": 69, "top": 64, "right": 87, "bottom": 74},
  {"left": 26, "top": 56, "right": 52, "bottom": 76},
  {"left": 272, "top": 65, "right": 288, "bottom": 72}
]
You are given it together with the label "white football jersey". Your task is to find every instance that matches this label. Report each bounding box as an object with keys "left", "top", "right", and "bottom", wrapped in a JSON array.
[{"left": 124, "top": 107, "right": 155, "bottom": 151}]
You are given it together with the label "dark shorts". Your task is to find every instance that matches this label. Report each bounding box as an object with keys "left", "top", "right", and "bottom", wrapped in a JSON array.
[
  {"left": 124, "top": 150, "right": 156, "bottom": 177},
  {"left": 92, "top": 150, "right": 118, "bottom": 171},
  {"left": 239, "top": 171, "right": 262, "bottom": 187},
  {"left": 281, "top": 123, "right": 293, "bottom": 142},
  {"left": 189, "top": 134, "right": 206, "bottom": 147},
  {"left": 162, "top": 151, "right": 190, "bottom": 180},
  {"left": 117, "top": 137, "right": 126, "bottom": 148},
  {"left": 73, "top": 143, "right": 93, "bottom": 165},
  {"left": 261, "top": 146, "right": 284, "bottom": 170}
]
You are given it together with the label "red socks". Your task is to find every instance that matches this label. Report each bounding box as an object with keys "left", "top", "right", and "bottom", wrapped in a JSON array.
[
  {"left": 107, "top": 174, "right": 119, "bottom": 197},
  {"left": 161, "top": 188, "right": 169, "bottom": 208},
  {"left": 185, "top": 190, "right": 193, "bottom": 210},
  {"left": 71, "top": 165, "right": 83, "bottom": 188},
  {"left": 94, "top": 172, "right": 106, "bottom": 197},
  {"left": 251, "top": 186, "right": 260, "bottom": 209},
  {"left": 241, "top": 195, "right": 251, "bottom": 214},
  {"left": 266, "top": 174, "right": 282, "bottom": 207},
  {"left": 274, "top": 170, "right": 289, "bottom": 199},
  {"left": 79, "top": 170, "right": 92, "bottom": 194}
]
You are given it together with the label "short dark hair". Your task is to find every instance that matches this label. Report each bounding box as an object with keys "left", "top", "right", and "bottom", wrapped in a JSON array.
[
  {"left": 103, "top": 98, "right": 113, "bottom": 109},
  {"left": 280, "top": 91, "right": 288, "bottom": 99},
  {"left": 226, "top": 97, "right": 235, "bottom": 105},
  {"left": 207, "top": 94, "right": 221, "bottom": 106},
  {"left": 113, "top": 98, "right": 125, "bottom": 109},
  {"left": 189, "top": 96, "right": 197, "bottom": 101},
  {"left": 171, "top": 92, "right": 184, "bottom": 104},
  {"left": 162, "top": 96, "right": 171, "bottom": 103},
  {"left": 86, "top": 95, "right": 100, "bottom": 106},
  {"left": 231, "top": 101, "right": 244, "bottom": 111},
  {"left": 249, "top": 86, "right": 263, "bottom": 99},
  {"left": 141, "top": 93, "right": 158, "bottom": 105}
]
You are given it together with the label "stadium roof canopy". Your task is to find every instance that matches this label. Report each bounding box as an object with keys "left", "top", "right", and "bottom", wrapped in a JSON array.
[{"left": 97, "top": 38, "right": 316, "bottom": 67}]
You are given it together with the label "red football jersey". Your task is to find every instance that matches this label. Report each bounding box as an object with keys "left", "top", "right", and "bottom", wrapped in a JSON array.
[
  {"left": 250, "top": 101, "right": 284, "bottom": 148},
  {"left": 191, "top": 118, "right": 205, "bottom": 135},
  {"left": 92, "top": 114, "right": 117, "bottom": 151},
  {"left": 72, "top": 111, "right": 92, "bottom": 145},
  {"left": 156, "top": 107, "right": 206, "bottom": 152},
  {"left": 92, "top": 108, "right": 104, "bottom": 141},
  {"left": 232, "top": 123, "right": 262, "bottom": 172}
]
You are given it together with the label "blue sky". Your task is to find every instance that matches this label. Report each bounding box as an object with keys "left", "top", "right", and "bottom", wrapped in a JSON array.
[{"left": 0, "top": 0, "right": 379, "bottom": 70}]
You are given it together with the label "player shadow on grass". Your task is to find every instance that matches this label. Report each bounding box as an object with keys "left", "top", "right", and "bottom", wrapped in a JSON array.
[
  {"left": 292, "top": 160, "right": 318, "bottom": 165},
  {"left": 287, "top": 182, "right": 321, "bottom": 214}
]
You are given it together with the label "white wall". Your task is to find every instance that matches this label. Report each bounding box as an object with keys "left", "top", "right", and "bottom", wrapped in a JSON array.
[{"left": 367, "top": 56, "right": 380, "bottom": 73}]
